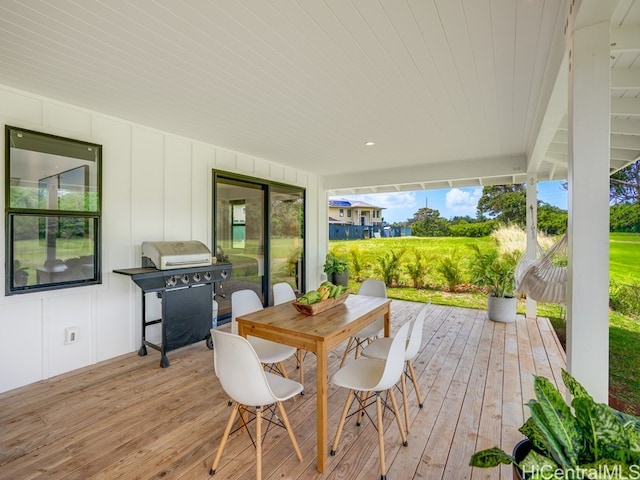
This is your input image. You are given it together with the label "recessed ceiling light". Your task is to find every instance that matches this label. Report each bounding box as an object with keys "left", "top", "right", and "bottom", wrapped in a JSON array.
[{"left": 365, "top": 141, "right": 375, "bottom": 146}]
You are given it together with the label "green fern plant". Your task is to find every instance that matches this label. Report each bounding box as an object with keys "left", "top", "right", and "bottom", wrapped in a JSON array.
[
  {"left": 349, "top": 246, "right": 368, "bottom": 282},
  {"left": 404, "top": 248, "right": 430, "bottom": 289},
  {"left": 374, "top": 248, "right": 406, "bottom": 287},
  {"left": 437, "top": 250, "right": 465, "bottom": 292}
]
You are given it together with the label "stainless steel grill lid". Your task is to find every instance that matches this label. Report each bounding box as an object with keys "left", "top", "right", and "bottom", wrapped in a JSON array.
[{"left": 141, "top": 240, "right": 211, "bottom": 270}]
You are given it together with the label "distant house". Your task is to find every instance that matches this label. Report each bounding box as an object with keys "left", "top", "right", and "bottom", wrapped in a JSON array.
[{"left": 328, "top": 199, "right": 385, "bottom": 226}]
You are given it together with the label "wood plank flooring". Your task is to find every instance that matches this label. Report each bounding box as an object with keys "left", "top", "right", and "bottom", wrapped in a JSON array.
[{"left": 0, "top": 301, "right": 566, "bottom": 480}]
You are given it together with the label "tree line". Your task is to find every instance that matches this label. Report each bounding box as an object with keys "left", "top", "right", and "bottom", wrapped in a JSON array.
[{"left": 395, "top": 160, "right": 640, "bottom": 236}]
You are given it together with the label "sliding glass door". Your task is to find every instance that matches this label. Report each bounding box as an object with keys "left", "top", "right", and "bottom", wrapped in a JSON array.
[
  {"left": 269, "top": 185, "right": 304, "bottom": 297},
  {"left": 213, "top": 172, "right": 304, "bottom": 320}
]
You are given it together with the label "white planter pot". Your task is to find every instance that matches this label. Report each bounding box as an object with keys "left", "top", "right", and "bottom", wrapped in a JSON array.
[{"left": 487, "top": 294, "right": 517, "bottom": 323}]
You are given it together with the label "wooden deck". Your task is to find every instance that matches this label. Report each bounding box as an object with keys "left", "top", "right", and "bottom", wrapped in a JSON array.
[{"left": 0, "top": 301, "right": 566, "bottom": 480}]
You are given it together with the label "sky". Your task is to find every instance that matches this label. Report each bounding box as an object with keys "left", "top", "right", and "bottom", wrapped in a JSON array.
[{"left": 331, "top": 180, "right": 568, "bottom": 224}]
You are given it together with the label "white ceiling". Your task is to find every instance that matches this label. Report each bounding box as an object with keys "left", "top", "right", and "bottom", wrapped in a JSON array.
[{"left": 0, "top": 0, "right": 638, "bottom": 195}]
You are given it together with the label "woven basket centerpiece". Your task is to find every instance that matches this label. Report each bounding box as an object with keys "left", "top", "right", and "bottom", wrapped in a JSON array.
[{"left": 292, "top": 291, "right": 349, "bottom": 316}]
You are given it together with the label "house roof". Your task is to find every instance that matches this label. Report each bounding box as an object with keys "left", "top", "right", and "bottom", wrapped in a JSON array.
[
  {"left": 0, "top": 0, "right": 637, "bottom": 194},
  {"left": 329, "top": 198, "right": 384, "bottom": 210}
]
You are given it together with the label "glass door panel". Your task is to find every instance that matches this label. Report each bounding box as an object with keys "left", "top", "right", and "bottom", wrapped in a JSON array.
[
  {"left": 214, "top": 178, "right": 265, "bottom": 318},
  {"left": 269, "top": 187, "right": 304, "bottom": 301}
]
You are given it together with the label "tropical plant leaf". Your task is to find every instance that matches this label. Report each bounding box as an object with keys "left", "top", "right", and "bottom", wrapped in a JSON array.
[
  {"left": 573, "top": 396, "right": 638, "bottom": 464},
  {"left": 562, "top": 369, "right": 593, "bottom": 401},
  {"left": 469, "top": 447, "right": 514, "bottom": 468},
  {"left": 533, "top": 375, "right": 583, "bottom": 467},
  {"left": 519, "top": 449, "right": 558, "bottom": 476},
  {"left": 520, "top": 417, "right": 552, "bottom": 455},
  {"left": 527, "top": 399, "right": 573, "bottom": 468},
  {"left": 612, "top": 408, "right": 640, "bottom": 433}
]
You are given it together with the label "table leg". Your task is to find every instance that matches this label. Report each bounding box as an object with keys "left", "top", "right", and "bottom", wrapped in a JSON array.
[
  {"left": 383, "top": 304, "right": 391, "bottom": 337},
  {"left": 316, "top": 341, "right": 328, "bottom": 472}
]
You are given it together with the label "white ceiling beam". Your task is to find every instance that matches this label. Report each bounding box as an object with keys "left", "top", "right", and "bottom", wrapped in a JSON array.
[
  {"left": 552, "top": 130, "right": 568, "bottom": 143},
  {"left": 547, "top": 142, "right": 568, "bottom": 154},
  {"left": 610, "top": 26, "right": 640, "bottom": 54},
  {"left": 610, "top": 148, "right": 640, "bottom": 162},
  {"left": 545, "top": 153, "right": 568, "bottom": 166},
  {"left": 527, "top": 55, "right": 569, "bottom": 173},
  {"left": 610, "top": 134, "right": 640, "bottom": 150},
  {"left": 559, "top": 118, "right": 640, "bottom": 135},
  {"left": 610, "top": 118, "right": 640, "bottom": 135},
  {"left": 323, "top": 154, "right": 526, "bottom": 191},
  {"left": 611, "top": 97, "right": 640, "bottom": 116},
  {"left": 554, "top": 129, "right": 640, "bottom": 150},
  {"left": 611, "top": 68, "right": 640, "bottom": 90}
]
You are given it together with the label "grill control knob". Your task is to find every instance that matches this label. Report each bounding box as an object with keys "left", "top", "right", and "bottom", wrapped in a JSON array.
[
  {"left": 166, "top": 276, "right": 177, "bottom": 287},
  {"left": 221, "top": 269, "right": 229, "bottom": 279},
  {"left": 204, "top": 271, "right": 212, "bottom": 281},
  {"left": 181, "top": 274, "right": 189, "bottom": 284},
  {"left": 193, "top": 273, "right": 201, "bottom": 282}
]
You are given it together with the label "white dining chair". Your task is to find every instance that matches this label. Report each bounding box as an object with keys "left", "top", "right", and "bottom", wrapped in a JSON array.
[
  {"left": 339, "top": 279, "right": 387, "bottom": 367},
  {"left": 272, "top": 281, "right": 296, "bottom": 305},
  {"left": 361, "top": 304, "right": 429, "bottom": 433},
  {"left": 330, "top": 321, "right": 411, "bottom": 480},
  {"left": 209, "top": 329, "right": 303, "bottom": 480},
  {"left": 231, "top": 289, "right": 297, "bottom": 377}
]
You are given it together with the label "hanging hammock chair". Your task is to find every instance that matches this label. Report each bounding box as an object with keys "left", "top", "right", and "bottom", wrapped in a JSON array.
[{"left": 515, "top": 233, "right": 568, "bottom": 304}]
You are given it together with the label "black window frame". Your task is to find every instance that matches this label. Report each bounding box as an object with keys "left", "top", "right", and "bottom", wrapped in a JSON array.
[{"left": 5, "top": 126, "right": 102, "bottom": 295}]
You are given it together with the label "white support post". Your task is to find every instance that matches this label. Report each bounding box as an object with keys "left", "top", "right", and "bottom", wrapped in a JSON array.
[
  {"left": 525, "top": 175, "right": 538, "bottom": 319},
  {"left": 566, "top": 21, "right": 611, "bottom": 403}
]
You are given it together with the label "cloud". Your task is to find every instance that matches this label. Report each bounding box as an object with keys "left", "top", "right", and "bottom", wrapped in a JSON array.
[
  {"left": 445, "top": 188, "right": 481, "bottom": 216},
  {"left": 333, "top": 192, "right": 417, "bottom": 210}
]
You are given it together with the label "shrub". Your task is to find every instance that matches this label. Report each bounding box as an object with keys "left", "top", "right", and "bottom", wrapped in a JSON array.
[
  {"left": 348, "top": 246, "right": 368, "bottom": 282},
  {"left": 437, "top": 250, "right": 465, "bottom": 292},
  {"left": 374, "top": 248, "right": 406, "bottom": 287},
  {"left": 404, "top": 248, "right": 430, "bottom": 289},
  {"left": 448, "top": 220, "right": 497, "bottom": 237},
  {"left": 610, "top": 281, "right": 640, "bottom": 318}
]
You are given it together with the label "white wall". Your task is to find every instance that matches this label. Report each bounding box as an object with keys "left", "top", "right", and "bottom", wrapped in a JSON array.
[{"left": 0, "top": 84, "right": 325, "bottom": 393}]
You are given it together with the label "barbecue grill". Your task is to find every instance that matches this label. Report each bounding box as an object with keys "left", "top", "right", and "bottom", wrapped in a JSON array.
[{"left": 114, "top": 241, "right": 231, "bottom": 368}]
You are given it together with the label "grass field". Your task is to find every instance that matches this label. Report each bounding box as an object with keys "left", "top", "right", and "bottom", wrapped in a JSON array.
[{"left": 330, "top": 234, "right": 640, "bottom": 415}]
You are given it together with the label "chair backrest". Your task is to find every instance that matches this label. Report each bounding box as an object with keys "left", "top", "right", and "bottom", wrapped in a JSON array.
[
  {"left": 211, "top": 329, "right": 278, "bottom": 406},
  {"left": 405, "top": 304, "right": 429, "bottom": 361},
  {"left": 358, "top": 279, "right": 387, "bottom": 298},
  {"left": 231, "top": 289, "right": 263, "bottom": 335},
  {"left": 273, "top": 282, "right": 296, "bottom": 305},
  {"left": 373, "top": 321, "right": 411, "bottom": 391}
]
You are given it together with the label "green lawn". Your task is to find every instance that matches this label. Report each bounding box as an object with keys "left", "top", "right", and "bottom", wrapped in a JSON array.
[{"left": 330, "top": 234, "right": 640, "bottom": 415}]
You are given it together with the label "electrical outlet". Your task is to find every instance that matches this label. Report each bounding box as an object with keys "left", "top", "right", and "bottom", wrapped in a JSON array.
[{"left": 64, "top": 327, "right": 78, "bottom": 345}]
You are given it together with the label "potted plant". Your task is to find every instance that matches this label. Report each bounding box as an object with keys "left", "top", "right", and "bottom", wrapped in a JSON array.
[
  {"left": 470, "top": 370, "right": 640, "bottom": 479},
  {"left": 468, "top": 244, "right": 519, "bottom": 323},
  {"left": 323, "top": 252, "right": 349, "bottom": 287}
]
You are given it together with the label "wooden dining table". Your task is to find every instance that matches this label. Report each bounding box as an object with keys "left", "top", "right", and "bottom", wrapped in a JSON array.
[{"left": 235, "top": 294, "right": 392, "bottom": 473}]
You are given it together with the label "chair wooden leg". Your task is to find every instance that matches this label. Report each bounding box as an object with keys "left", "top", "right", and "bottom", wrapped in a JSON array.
[
  {"left": 256, "top": 406, "right": 262, "bottom": 480},
  {"left": 375, "top": 393, "right": 387, "bottom": 479},
  {"left": 331, "top": 389, "right": 354, "bottom": 455},
  {"left": 407, "top": 360, "right": 423, "bottom": 407},
  {"left": 340, "top": 337, "right": 355, "bottom": 367},
  {"left": 354, "top": 337, "right": 363, "bottom": 359},
  {"left": 400, "top": 369, "right": 410, "bottom": 433},
  {"left": 277, "top": 361, "right": 289, "bottom": 379},
  {"left": 210, "top": 402, "right": 239, "bottom": 475},
  {"left": 276, "top": 401, "right": 303, "bottom": 462},
  {"left": 387, "top": 388, "right": 408, "bottom": 446}
]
